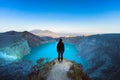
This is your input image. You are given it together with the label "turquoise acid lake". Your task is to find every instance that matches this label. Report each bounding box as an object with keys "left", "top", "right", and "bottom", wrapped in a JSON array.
[{"left": 23, "top": 42, "right": 87, "bottom": 68}]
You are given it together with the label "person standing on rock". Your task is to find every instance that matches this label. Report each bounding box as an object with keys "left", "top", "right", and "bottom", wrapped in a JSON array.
[{"left": 57, "top": 38, "right": 65, "bottom": 62}]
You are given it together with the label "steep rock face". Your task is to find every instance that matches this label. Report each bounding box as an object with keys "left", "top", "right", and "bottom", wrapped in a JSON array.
[
  {"left": 0, "top": 39, "right": 30, "bottom": 59},
  {"left": 64, "top": 34, "right": 120, "bottom": 80},
  {"left": 0, "top": 31, "right": 46, "bottom": 60},
  {"left": 0, "top": 31, "right": 31, "bottom": 65},
  {"left": 77, "top": 36, "right": 111, "bottom": 79}
]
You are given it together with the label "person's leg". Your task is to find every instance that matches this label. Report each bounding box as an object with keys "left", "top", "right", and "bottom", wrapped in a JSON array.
[
  {"left": 58, "top": 52, "right": 60, "bottom": 61},
  {"left": 61, "top": 53, "right": 63, "bottom": 61},
  {"left": 59, "top": 52, "right": 61, "bottom": 61}
]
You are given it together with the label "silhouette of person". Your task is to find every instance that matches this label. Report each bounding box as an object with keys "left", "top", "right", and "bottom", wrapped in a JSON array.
[{"left": 57, "top": 38, "right": 64, "bottom": 62}]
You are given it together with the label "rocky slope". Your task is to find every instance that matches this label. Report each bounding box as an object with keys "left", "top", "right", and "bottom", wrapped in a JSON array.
[
  {"left": 0, "top": 60, "right": 33, "bottom": 80},
  {"left": 21, "top": 31, "right": 45, "bottom": 48},
  {"left": 0, "top": 58, "right": 90, "bottom": 80},
  {"left": 0, "top": 31, "right": 46, "bottom": 65},
  {"left": 0, "top": 39, "right": 30, "bottom": 63},
  {"left": 3, "top": 31, "right": 45, "bottom": 48},
  {"left": 28, "top": 58, "right": 90, "bottom": 80},
  {"left": 0, "top": 32, "right": 30, "bottom": 64},
  {"left": 63, "top": 34, "right": 120, "bottom": 80}
]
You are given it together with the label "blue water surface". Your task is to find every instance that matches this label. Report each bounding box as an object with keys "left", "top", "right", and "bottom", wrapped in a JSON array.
[{"left": 23, "top": 42, "right": 87, "bottom": 68}]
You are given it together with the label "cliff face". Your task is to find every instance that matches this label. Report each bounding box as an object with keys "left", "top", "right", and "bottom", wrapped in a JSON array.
[
  {"left": 63, "top": 34, "right": 120, "bottom": 80},
  {"left": 0, "top": 39, "right": 30, "bottom": 59},
  {"left": 0, "top": 31, "right": 45, "bottom": 65},
  {"left": 0, "top": 32, "right": 31, "bottom": 60}
]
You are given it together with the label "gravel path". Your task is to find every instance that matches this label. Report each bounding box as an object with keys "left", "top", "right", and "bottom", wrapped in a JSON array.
[{"left": 47, "top": 59, "right": 72, "bottom": 80}]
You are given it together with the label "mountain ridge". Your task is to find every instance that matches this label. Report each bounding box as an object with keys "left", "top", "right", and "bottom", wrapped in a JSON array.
[{"left": 30, "top": 29, "right": 59, "bottom": 38}]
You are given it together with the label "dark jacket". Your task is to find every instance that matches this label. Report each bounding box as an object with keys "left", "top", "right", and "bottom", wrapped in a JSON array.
[{"left": 57, "top": 41, "right": 64, "bottom": 53}]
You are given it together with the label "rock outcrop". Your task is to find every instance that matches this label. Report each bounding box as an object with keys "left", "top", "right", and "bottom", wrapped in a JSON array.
[{"left": 28, "top": 58, "right": 90, "bottom": 80}]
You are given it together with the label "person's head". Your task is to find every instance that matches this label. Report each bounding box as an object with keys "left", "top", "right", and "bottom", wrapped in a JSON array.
[{"left": 59, "top": 38, "right": 62, "bottom": 42}]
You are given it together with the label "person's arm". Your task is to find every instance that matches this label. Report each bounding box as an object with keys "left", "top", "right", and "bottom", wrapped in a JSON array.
[
  {"left": 62, "top": 43, "right": 65, "bottom": 52},
  {"left": 57, "top": 43, "right": 60, "bottom": 52}
]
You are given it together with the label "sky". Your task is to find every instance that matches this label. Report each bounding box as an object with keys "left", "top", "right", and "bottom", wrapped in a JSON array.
[{"left": 0, "top": 0, "right": 120, "bottom": 33}]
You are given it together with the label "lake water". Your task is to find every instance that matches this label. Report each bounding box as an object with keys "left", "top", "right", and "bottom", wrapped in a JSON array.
[{"left": 23, "top": 42, "right": 87, "bottom": 68}]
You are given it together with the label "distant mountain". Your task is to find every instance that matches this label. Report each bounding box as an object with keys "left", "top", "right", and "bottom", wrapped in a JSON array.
[
  {"left": 20, "top": 31, "right": 45, "bottom": 48},
  {"left": 30, "top": 29, "right": 59, "bottom": 38}
]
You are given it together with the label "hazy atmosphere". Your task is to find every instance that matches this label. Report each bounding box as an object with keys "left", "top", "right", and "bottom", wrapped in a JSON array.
[{"left": 0, "top": 0, "right": 120, "bottom": 33}]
